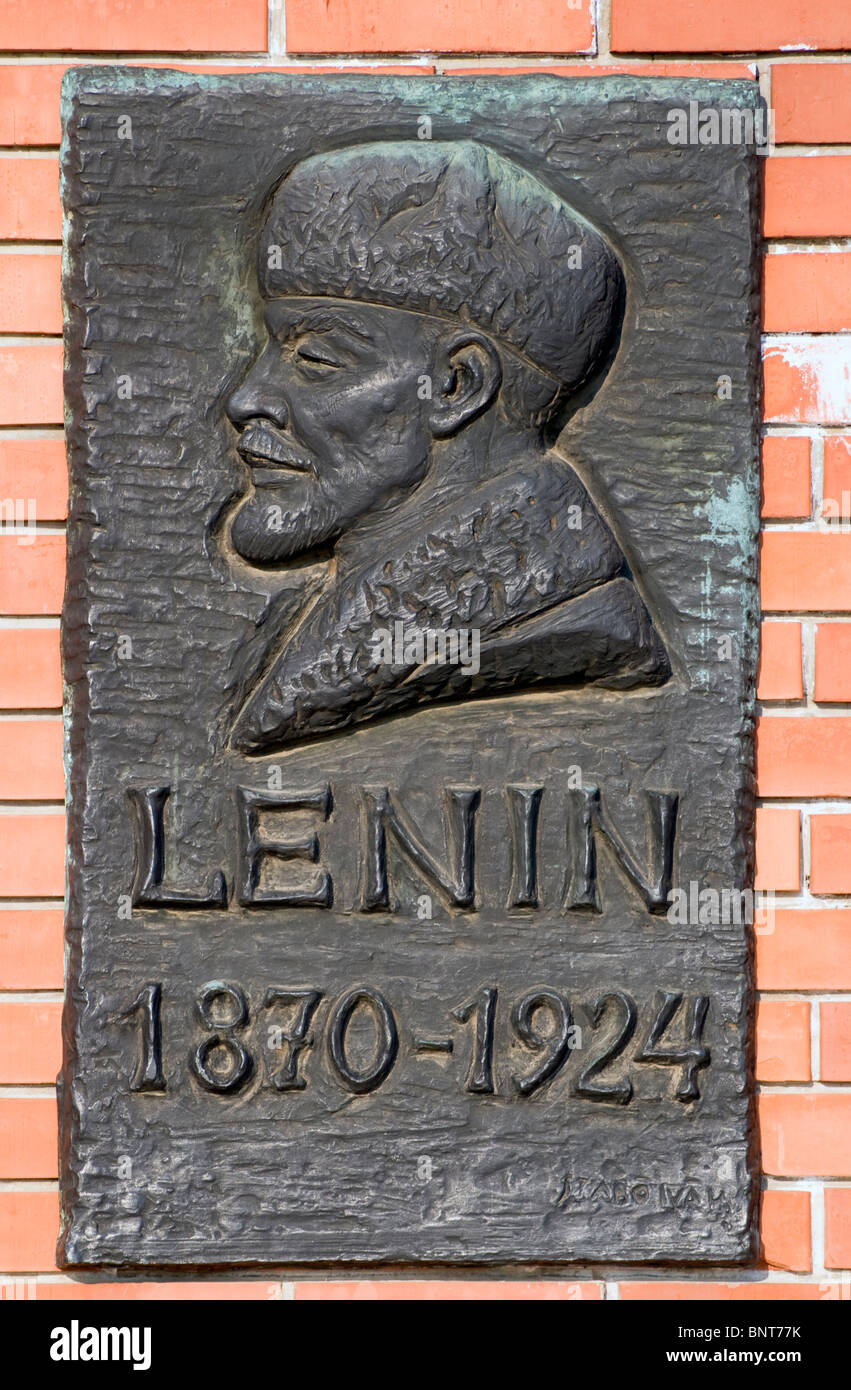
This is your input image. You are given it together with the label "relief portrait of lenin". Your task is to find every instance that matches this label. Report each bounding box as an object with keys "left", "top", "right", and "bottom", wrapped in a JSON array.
[{"left": 224, "top": 139, "right": 670, "bottom": 752}]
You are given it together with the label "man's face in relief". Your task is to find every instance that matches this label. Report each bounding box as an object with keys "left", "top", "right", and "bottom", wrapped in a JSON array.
[{"left": 227, "top": 297, "right": 438, "bottom": 565}]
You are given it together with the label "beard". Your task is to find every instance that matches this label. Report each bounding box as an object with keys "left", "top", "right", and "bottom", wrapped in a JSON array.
[{"left": 230, "top": 480, "right": 345, "bottom": 565}]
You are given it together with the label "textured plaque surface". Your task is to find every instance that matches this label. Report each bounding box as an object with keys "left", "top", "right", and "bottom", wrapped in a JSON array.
[{"left": 59, "top": 71, "right": 762, "bottom": 1267}]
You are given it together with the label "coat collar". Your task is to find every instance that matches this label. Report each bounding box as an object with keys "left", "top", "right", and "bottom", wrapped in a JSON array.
[{"left": 229, "top": 453, "right": 669, "bottom": 752}]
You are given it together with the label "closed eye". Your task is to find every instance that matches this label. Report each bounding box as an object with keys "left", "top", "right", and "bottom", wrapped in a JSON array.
[
  {"left": 292, "top": 335, "right": 345, "bottom": 371},
  {"left": 297, "top": 347, "right": 339, "bottom": 366}
]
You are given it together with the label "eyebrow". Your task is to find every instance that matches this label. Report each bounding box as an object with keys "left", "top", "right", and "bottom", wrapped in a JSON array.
[{"left": 265, "top": 306, "right": 375, "bottom": 346}]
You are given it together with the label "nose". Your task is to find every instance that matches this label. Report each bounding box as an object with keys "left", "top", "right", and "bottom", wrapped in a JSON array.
[{"left": 226, "top": 347, "right": 290, "bottom": 430}]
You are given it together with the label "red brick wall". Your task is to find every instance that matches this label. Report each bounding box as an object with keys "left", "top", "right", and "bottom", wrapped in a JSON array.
[{"left": 1, "top": 0, "right": 850, "bottom": 1301}]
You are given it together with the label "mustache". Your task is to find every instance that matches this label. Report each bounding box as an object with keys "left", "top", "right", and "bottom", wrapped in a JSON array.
[{"left": 235, "top": 419, "right": 314, "bottom": 473}]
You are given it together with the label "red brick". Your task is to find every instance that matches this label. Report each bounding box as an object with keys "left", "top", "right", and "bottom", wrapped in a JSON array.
[
  {"left": 294, "top": 1280, "right": 602, "bottom": 1299},
  {"left": 192, "top": 65, "right": 436, "bottom": 75},
  {"left": 755, "top": 999, "right": 810, "bottom": 1082},
  {"left": 0, "top": 813, "right": 65, "bottom": 898},
  {"left": 611, "top": 1, "right": 851, "bottom": 53},
  {"left": 757, "top": 909, "right": 851, "bottom": 991},
  {"left": 823, "top": 436, "right": 851, "bottom": 527},
  {"left": 764, "top": 157, "right": 851, "bottom": 239},
  {"left": 0, "top": 438, "right": 67, "bottom": 522},
  {"left": 764, "top": 253, "right": 851, "bottom": 334},
  {"left": 754, "top": 807, "right": 800, "bottom": 890},
  {"left": 0, "top": 65, "right": 65, "bottom": 145},
  {"left": 760, "top": 1188, "right": 811, "bottom": 1273},
  {"left": 0, "top": 158, "right": 60, "bottom": 241},
  {"left": 619, "top": 1280, "right": 831, "bottom": 1300},
  {"left": 0, "top": 1097, "right": 57, "bottom": 1179},
  {"left": 761, "top": 436, "right": 810, "bottom": 520},
  {"left": 0, "top": 720, "right": 63, "bottom": 800},
  {"left": 811, "top": 815, "right": 851, "bottom": 895},
  {"left": 0, "top": 628, "right": 62, "bottom": 709},
  {"left": 0, "top": 343, "right": 63, "bottom": 427},
  {"left": 0, "top": 1191, "right": 58, "bottom": 1272},
  {"left": 0, "top": 1000, "right": 62, "bottom": 1084},
  {"left": 0, "top": 1, "right": 267, "bottom": 52},
  {"left": 763, "top": 337, "right": 851, "bottom": 427},
  {"left": 820, "top": 1001, "right": 851, "bottom": 1082},
  {"left": 0, "top": 535, "right": 65, "bottom": 616},
  {"left": 761, "top": 532, "right": 851, "bottom": 612},
  {"left": 286, "top": 0, "right": 595, "bottom": 54},
  {"left": 816, "top": 624, "right": 851, "bottom": 703},
  {"left": 0, "top": 254, "right": 61, "bottom": 335},
  {"left": 760, "top": 1093, "right": 851, "bottom": 1176},
  {"left": 0, "top": 908, "right": 63, "bottom": 990},
  {"left": 772, "top": 63, "right": 851, "bottom": 145},
  {"left": 36, "top": 1281, "right": 281, "bottom": 1300},
  {"left": 757, "top": 716, "right": 851, "bottom": 797},
  {"left": 444, "top": 63, "right": 756, "bottom": 78},
  {"left": 824, "top": 1187, "right": 851, "bottom": 1269},
  {"left": 757, "top": 623, "right": 803, "bottom": 701}
]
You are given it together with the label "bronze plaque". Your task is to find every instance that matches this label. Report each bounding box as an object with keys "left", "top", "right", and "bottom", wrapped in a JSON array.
[{"left": 59, "top": 71, "right": 762, "bottom": 1267}]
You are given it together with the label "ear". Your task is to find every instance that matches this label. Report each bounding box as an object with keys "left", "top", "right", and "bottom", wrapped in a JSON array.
[{"left": 429, "top": 332, "right": 502, "bottom": 438}]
